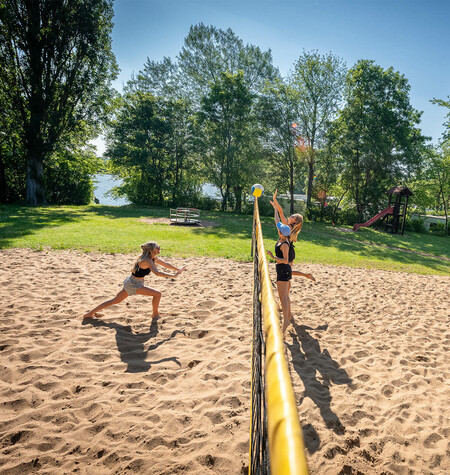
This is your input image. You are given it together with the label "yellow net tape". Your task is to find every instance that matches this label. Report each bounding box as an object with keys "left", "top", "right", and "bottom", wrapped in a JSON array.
[{"left": 252, "top": 198, "right": 309, "bottom": 475}]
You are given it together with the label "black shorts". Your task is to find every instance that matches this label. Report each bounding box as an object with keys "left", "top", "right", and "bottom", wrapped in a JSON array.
[{"left": 276, "top": 264, "right": 292, "bottom": 282}]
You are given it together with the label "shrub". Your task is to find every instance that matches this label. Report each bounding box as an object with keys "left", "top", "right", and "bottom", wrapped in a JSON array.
[
  {"left": 430, "top": 221, "right": 446, "bottom": 235},
  {"left": 187, "top": 194, "right": 220, "bottom": 211},
  {"left": 336, "top": 208, "right": 359, "bottom": 226},
  {"left": 405, "top": 217, "right": 427, "bottom": 234}
]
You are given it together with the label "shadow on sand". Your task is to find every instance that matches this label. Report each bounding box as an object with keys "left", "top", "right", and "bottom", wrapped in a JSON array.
[
  {"left": 285, "top": 323, "right": 352, "bottom": 453},
  {"left": 83, "top": 317, "right": 184, "bottom": 373}
]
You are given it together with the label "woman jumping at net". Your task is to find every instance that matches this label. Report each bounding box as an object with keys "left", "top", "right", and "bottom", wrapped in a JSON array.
[
  {"left": 267, "top": 219, "right": 296, "bottom": 333},
  {"left": 83, "top": 242, "right": 186, "bottom": 320},
  {"left": 267, "top": 190, "right": 314, "bottom": 333},
  {"left": 271, "top": 189, "right": 315, "bottom": 282}
]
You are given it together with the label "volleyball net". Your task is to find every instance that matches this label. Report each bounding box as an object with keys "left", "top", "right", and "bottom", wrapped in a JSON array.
[{"left": 249, "top": 198, "right": 309, "bottom": 475}]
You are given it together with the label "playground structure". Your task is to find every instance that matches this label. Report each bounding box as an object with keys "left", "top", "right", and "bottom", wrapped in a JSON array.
[
  {"left": 169, "top": 207, "right": 201, "bottom": 225},
  {"left": 353, "top": 186, "right": 413, "bottom": 235}
]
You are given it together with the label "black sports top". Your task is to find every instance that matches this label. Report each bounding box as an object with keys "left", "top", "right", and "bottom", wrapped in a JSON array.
[
  {"left": 132, "top": 265, "right": 151, "bottom": 278},
  {"left": 275, "top": 240, "right": 295, "bottom": 262}
]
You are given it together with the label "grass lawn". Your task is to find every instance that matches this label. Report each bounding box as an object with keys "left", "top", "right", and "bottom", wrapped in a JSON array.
[{"left": 0, "top": 204, "right": 449, "bottom": 276}]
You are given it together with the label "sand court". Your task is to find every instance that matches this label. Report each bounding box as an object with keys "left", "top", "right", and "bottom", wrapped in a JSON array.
[{"left": 0, "top": 249, "right": 449, "bottom": 474}]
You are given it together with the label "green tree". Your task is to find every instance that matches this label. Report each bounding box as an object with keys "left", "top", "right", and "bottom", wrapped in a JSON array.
[
  {"left": 430, "top": 96, "right": 450, "bottom": 142},
  {"left": 197, "top": 71, "right": 255, "bottom": 212},
  {"left": 429, "top": 145, "right": 450, "bottom": 234},
  {"left": 331, "top": 60, "right": 427, "bottom": 219},
  {"left": 259, "top": 78, "right": 304, "bottom": 214},
  {"left": 0, "top": 85, "right": 25, "bottom": 202},
  {"left": 0, "top": 0, "right": 117, "bottom": 204},
  {"left": 107, "top": 91, "right": 197, "bottom": 206},
  {"left": 129, "top": 56, "right": 182, "bottom": 100},
  {"left": 290, "top": 50, "right": 346, "bottom": 208},
  {"left": 178, "top": 23, "right": 277, "bottom": 101},
  {"left": 45, "top": 139, "right": 101, "bottom": 205}
]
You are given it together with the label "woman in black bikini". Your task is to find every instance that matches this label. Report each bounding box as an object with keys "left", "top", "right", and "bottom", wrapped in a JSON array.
[
  {"left": 267, "top": 190, "right": 314, "bottom": 333},
  {"left": 83, "top": 242, "right": 186, "bottom": 320},
  {"left": 271, "top": 190, "right": 314, "bottom": 281},
  {"left": 267, "top": 221, "right": 294, "bottom": 333}
]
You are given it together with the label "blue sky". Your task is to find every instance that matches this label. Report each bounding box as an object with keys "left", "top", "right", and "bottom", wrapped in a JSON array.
[{"left": 95, "top": 0, "right": 449, "bottom": 152}]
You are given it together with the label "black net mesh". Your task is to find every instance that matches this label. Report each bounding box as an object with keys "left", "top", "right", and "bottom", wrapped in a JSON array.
[{"left": 249, "top": 213, "right": 270, "bottom": 475}]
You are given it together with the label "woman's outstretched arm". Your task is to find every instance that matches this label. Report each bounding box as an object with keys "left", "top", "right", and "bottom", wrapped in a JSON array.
[
  {"left": 149, "top": 259, "right": 186, "bottom": 278},
  {"left": 270, "top": 189, "right": 289, "bottom": 225},
  {"left": 155, "top": 257, "right": 186, "bottom": 273}
]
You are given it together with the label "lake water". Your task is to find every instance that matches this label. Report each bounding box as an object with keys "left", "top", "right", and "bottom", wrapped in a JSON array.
[
  {"left": 93, "top": 174, "right": 130, "bottom": 206},
  {"left": 93, "top": 174, "right": 220, "bottom": 206}
]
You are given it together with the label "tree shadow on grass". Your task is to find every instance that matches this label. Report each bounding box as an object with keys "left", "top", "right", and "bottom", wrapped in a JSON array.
[
  {"left": 2, "top": 204, "right": 446, "bottom": 274},
  {"left": 285, "top": 323, "right": 352, "bottom": 451},
  {"left": 0, "top": 204, "right": 172, "bottom": 248},
  {"left": 301, "top": 228, "right": 450, "bottom": 274},
  {"left": 83, "top": 317, "right": 184, "bottom": 373},
  {"left": 0, "top": 205, "right": 85, "bottom": 248}
]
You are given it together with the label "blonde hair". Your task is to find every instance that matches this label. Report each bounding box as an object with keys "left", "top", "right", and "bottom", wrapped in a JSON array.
[
  {"left": 131, "top": 242, "right": 159, "bottom": 273},
  {"left": 289, "top": 214, "right": 303, "bottom": 242}
]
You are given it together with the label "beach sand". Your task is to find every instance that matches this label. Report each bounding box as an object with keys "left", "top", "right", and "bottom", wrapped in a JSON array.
[{"left": 0, "top": 249, "right": 448, "bottom": 474}]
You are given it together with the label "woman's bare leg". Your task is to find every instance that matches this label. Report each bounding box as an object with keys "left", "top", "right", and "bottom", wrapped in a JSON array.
[
  {"left": 83, "top": 289, "right": 128, "bottom": 319},
  {"left": 292, "top": 270, "right": 316, "bottom": 281},
  {"left": 277, "top": 281, "right": 292, "bottom": 333},
  {"left": 136, "top": 286, "right": 162, "bottom": 318}
]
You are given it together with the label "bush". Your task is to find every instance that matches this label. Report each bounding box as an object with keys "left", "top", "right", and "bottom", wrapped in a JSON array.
[
  {"left": 185, "top": 193, "right": 220, "bottom": 211},
  {"left": 306, "top": 203, "right": 336, "bottom": 222},
  {"left": 430, "top": 221, "right": 446, "bottom": 235},
  {"left": 44, "top": 146, "right": 101, "bottom": 205},
  {"left": 45, "top": 161, "right": 96, "bottom": 205},
  {"left": 405, "top": 217, "right": 427, "bottom": 234}
]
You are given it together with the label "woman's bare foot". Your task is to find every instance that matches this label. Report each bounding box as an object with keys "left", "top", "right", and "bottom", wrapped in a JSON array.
[
  {"left": 151, "top": 314, "right": 161, "bottom": 320},
  {"left": 307, "top": 273, "right": 316, "bottom": 282},
  {"left": 83, "top": 312, "right": 103, "bottom": 319}
]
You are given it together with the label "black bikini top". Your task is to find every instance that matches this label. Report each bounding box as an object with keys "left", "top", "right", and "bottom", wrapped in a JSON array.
[
  {"left": 132, "top": 266, "right": 151, "bottom": 278},
  {"left": 275, "top": 240, "right": 295, "bottom": 262}
]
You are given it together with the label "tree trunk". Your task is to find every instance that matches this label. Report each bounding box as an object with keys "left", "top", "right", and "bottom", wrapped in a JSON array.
[
  {"left": 233, "top": 185, "right": 242, "bottom": 213},
  {"left": 25, "top": 1, "right": 46, "bottom": 205},
  {"left": 440, "top": 187, "right": 448, "bottom": 236},
  {"left": 306, "top": 160, "right": 314, "bottom": 209},
  {"left": 221, "top": 185, "right": 230, "bottom": 212},
  {"left": 25, "top": 154, "right": 47, "bottom": 205},
  {"left": 332, "top": 187, "right": 349, "bottom": 223},
  {"left": 0, "top": 154, "right": 7, "bottom": 203}
]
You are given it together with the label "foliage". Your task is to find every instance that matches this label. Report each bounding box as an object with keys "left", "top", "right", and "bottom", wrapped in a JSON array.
[
  {"left": 131, "top": 56, "right": 181, "bottom": 100},
  {"left": 0, "top": 0, "right": 118, "bottom": 204},
  {"left": 430, "top": 96, "right": 450, "bottom": 143},
  {"left": 197, "top": 71, "right": 257, "bottom": 212},
  {"left": 409, "top": 143, "right": 450, "bottom": 234},
  {"left": 178, "top": 23, "right": 277, "bottom": 101},
  {"left": 290, "top": 50, "right": 347, "bottom": 207},
  {"left": 404, "top": 217, "right": 427, "bottom": 234},
  {"left": 106, "top": 91, "right": 200, "bottom": 206},
  {"left": 44, "top": 141, "right": 102, "bottom": 205},
  {"left": 258, "top": 78, "right": 304, "bottom": 213},
  {"left": 329, "top": 60, "right": 427, "bottom": 221}
]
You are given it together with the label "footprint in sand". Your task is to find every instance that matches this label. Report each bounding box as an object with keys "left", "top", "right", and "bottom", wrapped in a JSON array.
[
  {"left": 187, "top": 360, "right": 201, "bottom": 368},
  {"left": 187, "top": 330, "right": 209, "bottom": 339},
  {"left": 197, "top": 300, "right": 217, "bottom": 309}
]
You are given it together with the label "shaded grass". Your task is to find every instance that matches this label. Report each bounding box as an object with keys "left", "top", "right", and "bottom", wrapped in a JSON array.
[{"left": 0, "top": 204, "right": 449, "bottom": 276}]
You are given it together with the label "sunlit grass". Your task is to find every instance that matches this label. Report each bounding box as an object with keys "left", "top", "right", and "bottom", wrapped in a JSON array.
[{"left": 0, "top": 204, "right": 448, "bottom": 275}]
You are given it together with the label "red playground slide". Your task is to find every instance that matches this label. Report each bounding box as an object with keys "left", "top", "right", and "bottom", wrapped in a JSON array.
[{"left": 352, "top": 206, "right": 394, "bottom": 231}]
